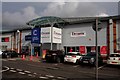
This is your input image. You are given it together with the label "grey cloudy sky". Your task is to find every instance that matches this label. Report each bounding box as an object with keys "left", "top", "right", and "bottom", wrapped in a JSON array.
[{"left": 1, "top": 1, "right": 120, "bottom": 31}]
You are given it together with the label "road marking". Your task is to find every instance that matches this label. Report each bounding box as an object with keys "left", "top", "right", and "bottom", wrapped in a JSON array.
[
  {"left": 28, "top": 74, "right": 33, "bottom": 76},
  {"left": 16, "top": 69, "right": 22, "bottom": 71},
  {"left": 18, "top": 72, "right": 26, "bottom": 74},
  {"left": 39, "top": 76, "right": 48, "bottom": 79},
  {"left": 10, "top": 68, "right": 14, "bottom": 69},
  {"left": 24, "top": 71, "right": 31, "bottom": 73},
  {"left": 45, "top": 75, "right": 54, "bottom": 78},
  {"left": 98, "top": 64, "right": 107, "bottom": 70},
  {"left": 57, "top": 76, "right": 66, "bottom": 79},
  {"left": 10, "top": 70, "right": 16, "bottom": 72},
  {"left": 1, "top": 66, "right": 9, "bottom": 73}
]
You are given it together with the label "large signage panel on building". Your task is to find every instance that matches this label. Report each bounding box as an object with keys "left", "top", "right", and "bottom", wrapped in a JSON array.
[
  {"left": 53, "top": 27, "right": 62, "bottom": 43},
  {"left": 31, "top": 28, "right": 41, "bottom": 44},
  {"left": 41, "top": 27, "right": 62, "bottom": 43},
  {"left": 41, "top": 27, "right": 51, "bottom": 43}
]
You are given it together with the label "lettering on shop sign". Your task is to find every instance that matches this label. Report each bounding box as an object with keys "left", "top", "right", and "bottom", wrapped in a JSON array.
[
  {"left": 54, "top": 31, "right": 61, "bottom": 35},
  {"left": 41, "top": 32, "right": 50, "bottom": 35},
  {"left": 71, "top": 32, "right": 86, "bottom": 37}
]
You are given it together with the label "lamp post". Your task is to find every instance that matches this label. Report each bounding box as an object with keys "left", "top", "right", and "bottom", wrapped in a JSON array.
[
  {"left": 17, "top": 30, "right": 20, "bottom": 53},
  {"left": 95, "top": 17, "right": 98, "bottom": 80}
]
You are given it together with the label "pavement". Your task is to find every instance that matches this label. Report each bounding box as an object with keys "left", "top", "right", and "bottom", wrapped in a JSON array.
[
  {"left": 19, "top": 55, "right": 43, "bottom": 62},
  {"left": 2, "top": 55, "right": 44, "bottom": 62}
]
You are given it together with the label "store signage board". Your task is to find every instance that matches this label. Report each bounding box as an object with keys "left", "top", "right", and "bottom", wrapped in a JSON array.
[
  {"left": 41, "top": 27, "right": 51, "bottom": 43},
  {"left": 25, "top": 35, "right": 31, "bottom": 41},
  {"left": 31, "top": 28, "right": 40, "bottom": 44},
  {"left": 71, "top": 31, "right": 86, "bottom": 37},
  {"left": 53, "top": 27, "right": 62, "bottom": 43}
]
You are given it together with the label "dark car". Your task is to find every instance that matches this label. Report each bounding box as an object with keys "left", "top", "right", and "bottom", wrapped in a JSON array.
[
  {"left": 2, "top": 50, "right": 18, "bottom": 58},
  {"left": 45, "top": 50, "right": 65, "bottom": 63},
  {"left": 79, "top": 52, "right": 103, "bottom": 66}
]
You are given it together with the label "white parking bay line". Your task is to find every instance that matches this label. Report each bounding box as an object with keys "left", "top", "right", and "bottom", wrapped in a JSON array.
[
  {"left": 24, "top": 71, "right": 31, "bottom": 73},
  {"left": 10, "top": 70, "right": 17, "bottom": 73},
  {"left": 10, "top": 68, "right": 14, "bottom": 69},
  {"left": 45, "top": 75, "right": 54, "bottom": 78},
  {"left": 98, "top": 64, "right": 107, "bottom": 70},
  {"left": 18, "top": 72, "right": 26, "bottom": 75},
  {"left": 57, "top": 76, "right": 66, "bottom": 79},
  {"left": 39, "top": 76, "right": 49, "bottom": 79},
  {"left": 28, "top": 74, "right": 33, "bottom": 77},
  {"left": 16, "top": 69, "right": 22, "bottom": 71}
]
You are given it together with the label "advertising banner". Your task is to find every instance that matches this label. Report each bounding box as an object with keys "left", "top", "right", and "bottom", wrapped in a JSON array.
[
  {"left": 79, "top": 46, "right": 86, "bottom": 54},
  {"left": 31, "top": 28, "right": 40, "bottom": 44},
  {"left": 100, "top": 46, "right": 107, "bottom": 54}
]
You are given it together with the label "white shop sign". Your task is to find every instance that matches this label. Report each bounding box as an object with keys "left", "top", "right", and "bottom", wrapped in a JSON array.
[
  {"left": 71, "top": 31, "right": 86, "bottom": 37},
  {"left": 41, "top": 27, "right": 62, "bottom": 43}
]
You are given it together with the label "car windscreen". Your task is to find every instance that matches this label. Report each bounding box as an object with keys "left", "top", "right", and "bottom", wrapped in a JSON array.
[{"left": 110, "top": 54, "right": 120, "bottom": 57}]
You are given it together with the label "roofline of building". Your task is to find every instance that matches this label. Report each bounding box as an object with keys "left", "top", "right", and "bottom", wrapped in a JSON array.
[{"left": 1, "top": 15, "right": 120, "bottom": 34}]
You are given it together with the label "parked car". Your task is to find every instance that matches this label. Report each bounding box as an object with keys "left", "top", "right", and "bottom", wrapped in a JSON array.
[
  {"left": 79, "top": 52, "right": 103, "bottom": 65},
  {"left": 0, "top": 50, "right": 2, "bottom": 55},
  {"left": 64, "top": 52, "right": 84, "bottom": 64},
  {"left": 107, "top": 53, "right": 120, "bottom": 65},
  {"left": 2, "top": 50, "right": 18, "bottom": 58},
  {"left": 45, "top": 50, "right": 64, "bottom": 63}
]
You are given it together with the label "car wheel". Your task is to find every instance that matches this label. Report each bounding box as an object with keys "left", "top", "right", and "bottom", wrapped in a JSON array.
[
  {"left": 89, "top": 58, "right": 95, "bottom": 65},
  {"left": 56, "top": 58, "right": 61, "bottom": 63},
  {"left": 76, "top": 59, "right": 79, "bottom": 65}
]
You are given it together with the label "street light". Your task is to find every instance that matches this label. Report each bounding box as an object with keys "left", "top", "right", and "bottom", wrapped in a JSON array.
[
  {"left": 17, "top": 30, "right": 20, "bottom": 53},
  {"left": 95, "top": 18, "right": 98, "bottom": 80}
]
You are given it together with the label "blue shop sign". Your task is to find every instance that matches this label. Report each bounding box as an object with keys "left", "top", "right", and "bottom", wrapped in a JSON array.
[
  {"left": 31, "top": 28, "right": 41, "bottom": 44},
  {"left": 25, "top": 35, "right": 31, "bottom": 41}
]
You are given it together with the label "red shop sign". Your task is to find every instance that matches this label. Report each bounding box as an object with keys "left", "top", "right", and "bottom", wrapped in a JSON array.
[
  {"left": 79, "top": 46, "right": 86, "bottom": 54},
  {"left": 100, "top": 46, "right": 107, "bottom": 54}
]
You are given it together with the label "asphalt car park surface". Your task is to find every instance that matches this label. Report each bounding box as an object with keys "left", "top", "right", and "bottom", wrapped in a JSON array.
[{"left": 1, "top": 58, "right": 120, "bottom": 80}]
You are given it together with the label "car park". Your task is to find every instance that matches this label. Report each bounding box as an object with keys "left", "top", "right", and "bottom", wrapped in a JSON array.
[
  {"left": 45, "top": 50, "right": 64, "bottom": 63},
  {"left": 107, "top": 53, "right": 120, "bottom": 65},
  {"left": 64, "top": 52, "right": 83, "bottom": 64},
  {"left": 2, "top": 50, "right": 18, "bottom": 58},
  {"left": 79, "top": 52, "right": 103, "bottom": 65}
]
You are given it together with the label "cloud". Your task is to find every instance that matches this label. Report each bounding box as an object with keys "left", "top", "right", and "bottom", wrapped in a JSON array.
[
  {"left": 96, "top": 13, "right": 109, "bottom": 17},
  {"left": 2, "top": 6, "right": 39, "bottom": 30},
  {"left": 2, "top": 2, "right": 111, "bottom": 31},
  {"left": 2, "top": 0, "right": 120, "bottom": 2},
  {"left": 40, "top": 2, "right": 109, "bottom": 17}
]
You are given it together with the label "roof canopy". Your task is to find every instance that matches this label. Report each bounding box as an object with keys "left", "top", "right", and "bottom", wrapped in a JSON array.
[{"left": 26, "top": 16, "right": 67, "bottom": 27}]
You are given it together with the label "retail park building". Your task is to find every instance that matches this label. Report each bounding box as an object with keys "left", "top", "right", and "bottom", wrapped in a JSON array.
[{"left": 0, "top": 16, "right": 120, "bottom": 59}]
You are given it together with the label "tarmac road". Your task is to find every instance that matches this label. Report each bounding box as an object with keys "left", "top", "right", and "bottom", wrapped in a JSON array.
[{"left": 1, "top": 59, "right": 120, "bottom": 80}]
